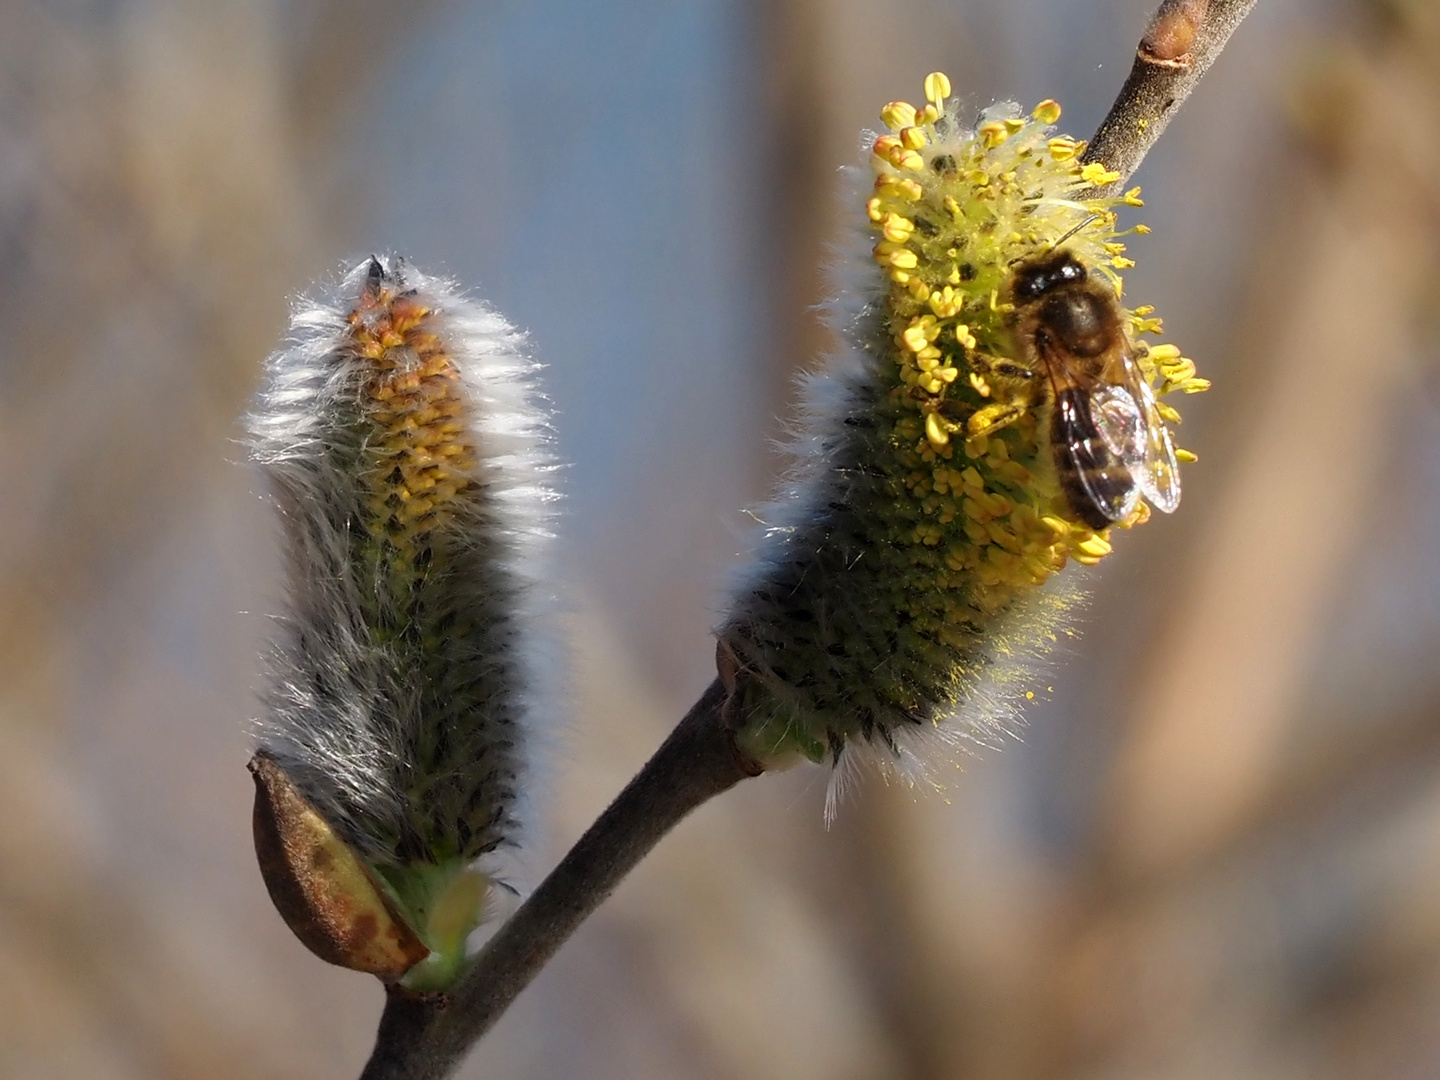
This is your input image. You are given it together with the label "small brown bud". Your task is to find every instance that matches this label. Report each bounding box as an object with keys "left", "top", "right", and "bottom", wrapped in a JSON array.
[
  {"left": 250, "top": 753, "right": 429, "bottom": 980},
  {"left": 1142, "top": 0, "right": 1206, "bottom": 65}
]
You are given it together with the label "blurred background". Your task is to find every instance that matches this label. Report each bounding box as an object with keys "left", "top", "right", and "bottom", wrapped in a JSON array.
[{"left": 2, "top": 0, "right": 1439, "bottom": 1076}]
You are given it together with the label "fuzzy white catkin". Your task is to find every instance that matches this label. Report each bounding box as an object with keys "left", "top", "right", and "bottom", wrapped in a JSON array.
[{"left": 249, "top": 256, "right": 557, "bottom": 889}]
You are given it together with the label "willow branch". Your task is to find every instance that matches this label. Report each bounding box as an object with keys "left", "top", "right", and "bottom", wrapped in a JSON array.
[
  {"left": 352, "top": 5, "right": 1260, "bottom": 1076},
  {"left": 359, "top": 679, "right": 761, "bottom": 1080},
  {"left": 1082, "top": 0, "right": 1261, "bottom": 192}
]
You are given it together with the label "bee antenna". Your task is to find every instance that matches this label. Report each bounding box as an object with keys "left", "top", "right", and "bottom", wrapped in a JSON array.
[
  {"left": 1050, "top": 213, "right": 1101, "bottom": 251},
  {"left": 1005, "top": 212, "right": 1103, "bottom": 268}
]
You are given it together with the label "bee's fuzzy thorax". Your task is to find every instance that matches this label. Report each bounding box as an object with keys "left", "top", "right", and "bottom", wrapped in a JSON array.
[
  {"left": 718, "top": 76, "right": 1206, "bottom": 812},
  {"left": 249, "top": 256, "right": 557, "bottom": 920}
]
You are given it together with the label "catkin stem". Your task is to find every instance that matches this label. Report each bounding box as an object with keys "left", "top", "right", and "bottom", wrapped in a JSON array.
[
  {"left": 359, "top": 680, "right": 758, "bottom": 1080},
  {"left": 1082, "top": 0, "right": 1261, "bottom": 192}
]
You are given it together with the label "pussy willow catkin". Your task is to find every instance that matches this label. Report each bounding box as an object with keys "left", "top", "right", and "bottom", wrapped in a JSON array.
[
  {"left": 718, "top": 75, "right": 1205, "bottom": 814},
  {"left": 248, "top": 256, "right": 556, "bottom": 989}
]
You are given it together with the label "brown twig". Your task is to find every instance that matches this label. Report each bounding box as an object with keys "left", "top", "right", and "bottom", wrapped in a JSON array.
[
  {"left": 358, "top": 679, "right": 761, "bottom": 1080},
  {"left": 1082, "top": 0, "right": 1261, "bottom": 193}
]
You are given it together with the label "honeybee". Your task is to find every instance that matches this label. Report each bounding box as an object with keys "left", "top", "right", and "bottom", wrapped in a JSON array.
[{"left": 1008, "top": 250, "right": 1181, "bottom": 531}]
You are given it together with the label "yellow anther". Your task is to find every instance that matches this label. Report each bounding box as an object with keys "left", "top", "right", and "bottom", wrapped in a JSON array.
[
  {"left": 890, "top": 178, "right": 923, "bottom": 201},
  {"left": 880, "top": 101, "right": 918, "bottom": 131},
  {"left": 1180, "top": 378, "right": 1211, "bottom": 393},
  {"left": 866, "top": 197, "right": 885, "bottom": 222},
  {"left": 902, "top": 315, "right": 940, "bottom": 350},
  {"left": 1175, "top": 448, "right": 1198, "bottom": 462},
  {"left": 1054, "top": 521, "right": 1083, "bottom": 546},
  {"left": 937, "top": 366, "right": 959, "bottom": 383},
  {"left": 889, "top": 248, "right": 918, "bottom": 269},
  {"left": 1046, "top": 136, "right": 1081, "bottom": 160},
  {"left": 925, "top": 411, "right": 951, "bottom": 448},
  {"left": 1003, "top": 117, "right": 1026, "bottom": 135},
  {"left": 1156, "top": 402, "right": 1181, "bottom": 424},
  {"left": 1076, "top": 534, "right": 1112, "bottom": 557},
  {"left": 881, "top": 213, "right": 915, "bottom": 242},
  {"left": 897, "top": 149, "right": 924, "bottom": 170},
  {"left": 969, "top": 372, "right": 991, "bottom": 397},
  {"left": 1111, "top": 256, "right": 1136, "bottom": 269},
  {"left": 1160, "top": 357, "right": 1197, "bottom": 381},
  {"left": 900, "top": 126, "right": 928, "bottom": 151},
  {"left": 916, "top": 104, "right": 940, "bottom": 125},
  {"left": 954, "top": 324, "right": 977, "bottom": 349},
  {"left": 907, "top": 277, "right": 931, "bottom": 300},
  {"left": 929, "top": 286, "right": 962, "bottom": 318},
  {"left": 987, "top": 522, "right": 1022, "bottom": 553},
  {"left": 1134, "top": 223, "right": 1152, "bottom": 234},
  {"left": 1121, "top": 502, "right": 1151, "bottom": 528},
  {"left": 1148, "top": 343, "right": 1182, "bottom": 361},
  {"left": 979, "top": 121, "right": 1008, "bottom": 148},
  {"left": 1079, "top": 162, "right": 1121, "bottom": 185},
  {"left": 924, "top": 72, "right": 951, "bottom": 106},
  {"left": 1032, "top": 99, "right": 1062, "bottom": 124}
]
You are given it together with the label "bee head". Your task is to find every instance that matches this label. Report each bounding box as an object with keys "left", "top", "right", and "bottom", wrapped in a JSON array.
[{"left": 1011, "top": 251, "right": 1089, "bottom": 302}]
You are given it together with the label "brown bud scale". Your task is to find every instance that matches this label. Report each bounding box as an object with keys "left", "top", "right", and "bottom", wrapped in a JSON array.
[{"left": 250, "top": 753, "right": 429, "bottom": 979}]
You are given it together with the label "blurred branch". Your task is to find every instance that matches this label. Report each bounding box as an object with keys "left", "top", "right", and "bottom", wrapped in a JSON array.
[
  {"left": 1083, "top": 0, "right": 1261, "bottom": 191},
  {"left": 286, "top": 0, "right": 451, "bottom": 144}
]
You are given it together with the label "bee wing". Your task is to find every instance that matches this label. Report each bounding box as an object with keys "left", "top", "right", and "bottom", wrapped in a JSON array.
[
  {"left": 1115, "top": 348, "right": 1181, "bottom": 514},
  {"left": 1055, "top": 387, "right": 1140, "bottom": 526},
  {"left": 1038, "top": 335, "right": 1140, "bottom": 528},
  {"left": 1048, "top": 385, "right": 1134, "bottom": 529}
]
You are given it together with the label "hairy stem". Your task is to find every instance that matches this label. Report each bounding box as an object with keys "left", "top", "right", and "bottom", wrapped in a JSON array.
[
  {"left": 1082, "top": 0, "right": 1261, "bottom": 192},
  {"left": 359, "top": 679, "right": 760, "bottom": 1080}
]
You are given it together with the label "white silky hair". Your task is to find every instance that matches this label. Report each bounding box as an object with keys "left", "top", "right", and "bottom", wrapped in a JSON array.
[{"left": 248, "top": 256, "right": 559, "bottom": 891}]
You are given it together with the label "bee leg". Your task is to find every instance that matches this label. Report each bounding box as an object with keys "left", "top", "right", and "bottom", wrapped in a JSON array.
[{"left": 966, "top": 401, "right": 1026, "bottom": 439}]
